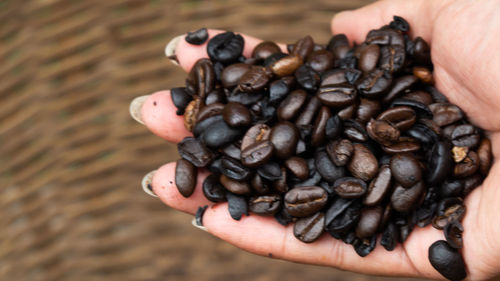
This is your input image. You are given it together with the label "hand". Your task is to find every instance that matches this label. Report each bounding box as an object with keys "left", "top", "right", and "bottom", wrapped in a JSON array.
[{"left": 131, "top": 0, "right": 500, "bottom": 279}]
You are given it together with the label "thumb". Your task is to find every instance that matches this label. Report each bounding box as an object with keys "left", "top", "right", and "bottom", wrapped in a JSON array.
[{"left": 331, "top": 0, "right": 451, "bottom": 44}]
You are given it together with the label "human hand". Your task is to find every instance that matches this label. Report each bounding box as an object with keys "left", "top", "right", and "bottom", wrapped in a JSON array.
[{"left": 130, "top": 0, "right": 500, "bottom": 279}]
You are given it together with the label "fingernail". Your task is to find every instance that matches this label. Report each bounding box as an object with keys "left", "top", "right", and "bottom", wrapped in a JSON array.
[
  {"left": 129, "top": 95, "right": 149, "bottom": 125},
  {"left": 165, "top": 34, "right": 184, "bottom": 66},
  {"left": 191, "top": 218, "right": 208, "bottom": 232},
  {"left": 192, "top": 205, "right": 209, "bottom": 231},
  {"left": 141, "top": 170, "right": 158, "bottom": 197}
]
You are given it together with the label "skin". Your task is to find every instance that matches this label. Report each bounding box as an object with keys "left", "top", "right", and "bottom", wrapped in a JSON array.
[{"left": 140, "top": 0, "right": 500, "bottom": 280}]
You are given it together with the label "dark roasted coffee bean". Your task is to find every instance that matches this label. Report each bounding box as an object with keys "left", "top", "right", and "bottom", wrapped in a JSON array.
[
  {"left": 249, "top": 194, "right": 281, "bottom": 215},
  {"left": 202, "top": 174, "right": 226, "bottom": 202},
  {"left": 382, "top": 137, "right": 421, "bottom": 154},
  {"left": 451, "top": 124, "right": 480, "bottom": 148},
  {"left": 171, "top": 87, "right": 193, "bottom": 115},
  {"left": 343, "top": 120, "right": 369, "bottom": 142},
  {"left": 226, "top": 89, "right": 264, "bottom": 106},
  {"left": 208, "top": 157, "right": 223, "bottom": 174},
  {"left": 274, "top": 207, "right": 294, "bottom": 226},
  {"left": 390, "top": 153, "right": 422, "bottom": 188},
  {"left": 295, "top": 139, "right": 307, "bottom": 155},
  {"left": 413, "top": 37, "right": 431, "bottom": 65},
  {"left": 291, "top": 35, "right": 314, "bottom": 59},
  {"left": 270, "top": 121, "right": 299, "bottom": 158},
  {"left": 335, "top": 55, "right": 357, "bottom": 69},
  {"left": 278, "top": 89, "right": 307, "bottom": 121},
  {"left": 353, "top": 235, "right": 377, "bottom": 257},
  {"left": 240, "top": 140, "right": 274, "bottom": 168},
  {"left": 317, "top": 83, "right": 357, "bottom": 107},
  {"left": 193, "top": 115, "right": 223, "bottom": 137},
  {"left": 443, "top": 124, "right": 458, "bottom": 140},
  {"left": 339, "top": 103, "right": 358, "bottom": 120},
  {"left": 391, "top": 182, "right": 425, "bottom": 212},
  {"left": 285, "top": 157, "right": 309, "bottom": 180},
  {"left": 269, "top": 76, "right": 295, "bottom": 104},
  {"left": 366, "top": 119, "right": 400, "bottom": 146},
  {"left": 295, "top": 96, "right": 321, "bottom": 127},
  {"left": 306, "top": 50, "right": 334, "bottom": 73},
  {"left": 315, "top": 150, "right": 345, "bottom": 183},
  {"left": 391, "top": 98, "right": 433, "bottom": 119},
  {"left": 311, "top": 106, "right": 331, "bottom": 146},
  {"left": 453, "top": 151, "right": 479, "bottom": 178},
  {"left": 222, "top": 143, "right": 241, "bottom": 160},
  {"left": 226, "top": 192, "right": 248, "bottom": 220},
  {"left": 377, "top": 106, "right": 416, "bottom": 131},
  {"left": 478, "top": 138, "right": 492, "bottom": 175},
  {"left": 257, "top": 161, "right": 282, "bottom": 181},
  {"left": 356, "top": 206, "right": 383, "bottom": 238},
  {"left": 252, "top": 41, "right": 282, "bottom": 60},
  {"left": 295, "top": 64, "right": 320, "bottom": 92},
  {"left": 207, "top": 32, "right": 244, "bottom": 64},
  {"left": 382, "top": 75, "right": 418, "bottom": 104},
  {"left": 462, "top": 174, "right": 482, "bottom": 196},
  {"left": 429, "top": 103, "right": 464, "bottom": 127},
  {"left": 185, "top": 28, "right": 208, "bottom": 45},
  {"left": 324, "top": 197, "right": 353, "bottom": 225},
  {"left": 263, "top": 52, "right": 288, "bottom": 67},
  {"left": 178, "top": 137, "right": 215, "bottom": 167},
  {"left": 348, "top": 143, "right": 378, "bottom": 181},
  {"left": 325, "top": 115, "right": 343, "bottom": 140},
  {"left": 407, "top": 123, "right": 439, "bottom": 144},
  {"left": 379, "top": 45, "right": 405, "bottom": 73},
  {"left": 284, "top": 186, "right": 327, "bottom": 217},
  {"left": 183, "top": 97, "right": 201, "bottom": 131},
  {"left": 381, "top": 222, "right": 399, "bottom": 251},
  {"left": 326, "top": 199, "right": 362, "bottom": 233},
  {"left": 433, "top": 198, "right": 466, "bottom": 230},
  {"left": 366, "top": 28, "right": 404, "bottom": 46},
  {"left": 294, "top": 212, "right": 325, "bottom": 243},
  {"left": 357, "top": 44, "right": 380, "bottom": 73},
  {"left": 333, "top": 177, "right": 367, "bottom": 198},
  {"left": 221, "top": 156, "right": 252, "bottom": 181},
  {"left": 241, "top": 123, "right": 271, "bottom": 151},
  {"left": 344, "top": 68, "right": 363, "bottom": 84},
  {"left": 273, "top": 166, "right": 289, "bottom": 193},
  {"left": 175, "top": 159, "right": 197, "bottom": 197},
  {"left": 402, "top": 90, "right": 433, "bottom": 106},
  {"left": 238, "top": 66, "right": 272, "bottom": 92},
  {"left": 250, "top": 174, "right": 271, "bottom": 195},
  {"left": 196, "top": 103, "right": 224, "bottom": 122},
  {"left": 223, "top": 102, "right": 252, "bottom": 127},
  {"left": 221, "top": 63, "right": 251, "bottom": 88},
  {"left": 357, "top": 69, "right": 393, "bottom": 98},
  {"left": 356, "top": 98, "right": 381, "bottom": 124},
  {"left": 364, "top": 165, "right": 392, "bottom": 206},
  {"left": 326, "top": 139, "right": 354, "bottom": 166},
  {"left": 327, "top": 34, "right": 350, "bottom": 59},
  {"left": 428, "top": 240, "right": 466, "bottom": 281},
  {"left": 321, "top": 69, "right": 348, "bottom": 85},
  {"left": 389, "top": 16, "right": 409, "bottom": 32},
  {"left": 220, "top": 174, "right": 251, "bottom": 195},
  {"left": 201, "top": 119, "right": 245, "bottom": 149},
  {"left": 186, "top": 59, "right": 216, "bottom": 98},
  {"left": 444, "top": 220, "right": 463, "bottom": 249},
  {"left": 439, "top": 179, "right": 464, "bottom": 198},
  {"left": 270, "top": 54, "right": 303, "bottom": 77}
]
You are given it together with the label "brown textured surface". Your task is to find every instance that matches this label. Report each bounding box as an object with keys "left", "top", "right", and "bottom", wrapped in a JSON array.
[{"left": 0, "top": 0, "right": 497, "bottom": 281}]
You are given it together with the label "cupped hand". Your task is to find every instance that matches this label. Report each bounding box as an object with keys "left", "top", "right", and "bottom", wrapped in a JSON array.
[{"left": 134, "top": 0, "right": 500, "bottom": 279}]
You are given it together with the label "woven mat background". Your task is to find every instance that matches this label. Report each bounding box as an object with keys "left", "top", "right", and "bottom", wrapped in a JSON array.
[{"left": 1, "top": 1, "right": 496, "bottom": 281}]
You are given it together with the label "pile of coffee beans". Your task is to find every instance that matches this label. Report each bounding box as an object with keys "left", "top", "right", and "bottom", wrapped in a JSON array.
[{"left": 170, "top": 17, "right": 492, "bottom": 281}]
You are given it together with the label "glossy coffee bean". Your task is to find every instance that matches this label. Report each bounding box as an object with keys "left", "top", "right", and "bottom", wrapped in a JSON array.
[
  {"left": 391, "top": 182, "right": 425, "bottom": 212},
  {"left": 348, "top": 144, "right": 378, "bottom": 181},
  {"left": 226, "top": 192, "right": 248, "bottom": 220},
  {"left": 439, "top": 179, "right": 464, "bottom": 198},
  {"left": 451, "top": 124, "right": 480, "bottom": 148},
  {"left": 221, "top": 156, "right": 252, "bottom": 181},
  {"left": 321, "top": 69, "right": 347, "bottom": 85},
  {"left": 171, "top": 87, "right": 193, "bottom": 115},
  {"left": 220, "top": 63, "right": 251, "bottom": 88},
  {"left": 344, "top": 120, "right": 369, "bottom": 142},
  {"left": 185, "top": 27, "right": 208, "bottom": 45},
  {"left": 221, "top": 143, "right": 241, "bottom": 160},
  {"left": 317, "top": 83, "right": 357, "bottom": 107},
  {"left": 291, "top": 35, "right": 314, "bottom": 59},
  {"left": 356, "top": 98, "right": 381, "bottom": 124},
  {"left": 315, "top": 150, "right": 345, "bottom": 183},
  {"left": 357, "top": 69, "right": 392, "bottom": 98},
  {"left": 428, "top": 240, "right": 466, "bottom": 281},
  {"left": 306, "top": 50, "right": 334, "bottom": 73},
  {"left": 294, "top": 212, "right": 325, "bottom": 243},
  {"left": 358, "top": 44, "right": 380, "bottom": 73},
  {"left": 325, "top": 199, "right": 361, "bottom": 234},
  {"left": 178, "top": 137, "right": 215, "bottom": 167},
  {"left": 238, "top": 66, "right": 272, "bottom": 92},
  {"left": 444, "top": 220, "right": 463, "bottom": 249},
  {"left": 278, "top": 89, "right": 307, "bottom": 121},
  {"left": 364, "top": 165, "right": 392, "bottom": 206},
  {"left": 379, "top": 45, "right": 405, "bottom": 73},
  {"left": 390, "top": 98, "right": 433, "bottom": 119},
  {"left": 256, "top": 161, "right": 282, "bottom": 181},
  {"left": 429, "top": 103, "right": 464, "bottom": 127},
  {"left": 270, "top": 121, "right": 299, "bottom": 159},
  {"left": 327, "top": 34, "right": 350, "bottom": 59},
  {"left": 284, "top": 186, "right": 328, "bottom": 217},
  {"left": 311, "top": 106, "right": 332, "bottom": 146},
  {"left": 333, "top": 177, "right": 367, "bottom": 198},
  {"left": 295, "top": 64, "right": 320, "bottom": 92},
  {"left": 223, "top": 102, "right": 252, "bottom": 127},
  {"left": 202, "top": 174, "right": 226, "bottom": 202},
  {"left": 201, "top": 119, "right": 245, "bottom": 149},
  {"left": 241, "top": 124, "right": 271, "bottom": 151},
  {"left": 249, "top": 194, "right": 281, "bottom": 215},
  {"left": 427, "top": 141, "right": 453, "bottom": 184},
  {"left": 478, "top": 138, "right": 492, "bottom": 175},
  {"left": 402, "top": 90, "right": 433, "bottom": 106},
  {"left": 186, "top": 58, "right": 215, "bottom": 98},
  {"left": 269, "top": 76, "right": 294, "bottom": 104},
  {"left": 356, "top": 206, "right": 383, "bottom": 238},
  {"left": 453, "top": 151, "right": 479, "bottom": 178},
  {"left": 220, "top": 174, "right": 251, "bottom": 195},
  {"left": 325, "top": 115, "right": 343, "bottom": 140},
  {"left": 390, "top": 153, "right": 422, "bottom": 188},
  {"left": 377, "top": 106, "right": 416, "bottom": 131},
  {"left": 252, "top": 41, "right": 281, "bottom": 60},
  {"left": 250, "top": 173, "right": 271, "bottom": 195},
  {"left": 240, "top": 140, "right": 274, "bottom": 168},
  {"left": 381, "top": 137, "right": 421, "bottom": 154},
  {"left": 381, "top": 222, "right": 399, "bottom": 251},
  {"left": 207, "top": 32, "right": 244, "bottom": 64},
  {"left": 175, "top": 159, "right": 197, "bottom": 197},
  {"left": 366, "top": 28, "right": 404, "bottom": 46},
  {"left": 366, "top": 119, "right": 400, "bottom": 146},
  {"left": 326, "top": 139, "right": 353, "bottom": 166},
  {"left": 270, "top": 54, "right": 303, "bottom": 77},
  {"left": 285, "top": 157, "right": 309, "bottom": 180}
]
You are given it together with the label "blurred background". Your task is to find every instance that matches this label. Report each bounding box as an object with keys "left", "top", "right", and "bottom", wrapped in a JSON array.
[{"left": 1, "top": 0, "right": 497, "bottom": 281}]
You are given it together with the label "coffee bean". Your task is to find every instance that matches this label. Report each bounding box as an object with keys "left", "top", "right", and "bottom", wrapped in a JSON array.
[
  {"left": 207, "top": 32, "right": 244, "bottom": 64},
  {"left": 407, "top": 123, "right": 439, "bottom": 144},
  {"left": 220, "top": 156, "right": 252, "bottom": 181},
  {"left": 357, "top": 69, "right": 393, "bottom": 97},
  {"left": 306, "top": 50, "right": 334, "bottom": 73},
  {"left": 364, "top": 165, "right": 392, "bottom": 206},
  {"left": 186, "top": 58, "right": 215, "bottom": 98},
  {"left": 175, "top": 159, "right": 197, "bottom": 197},
  {"left": 278, "top": 89, "right": 307, "bottom": 121},
  {"left": 284, "top": 186, "right": 327, "bottom": 217},
  {"left": 285, "top": 157, "right": 309, "bottom": 180},
  {"left": 390, "top": 153, "right": 422, "bottom": 188},
  {"left": 325, "top": 115, "right": 343, "bottom": 140},
  {"left": 439, "top": 179, "right": 464, "bottom": 198},
  {"left": 391, "top": 181, "right": 425, "bottom": 212},
  {"left": 220, "top": 174, "right": 251, "bottom": 195},
  {"left": 321, "top": 69, "right": 348, "bottom": 86},
  {"left": 348, "top": 143, "right": 378, "bottom": 181},
  {"left": 238, "top": 66, "right": 272, "bottom": 92},
  {"left": 183, "top": 97, "right": 201, "bottom": 131},
  {"left": 379, "top": 45, "right": 405, "bottom": 73},
  {"left": 333, "top": 177, "right": 367, "bottom": 198},
  {"left": 453, "top": 151, "right": 479, "bottom": 178},
  {"left": 356, "top": 98, "right": 381, "bottom": 124},
  {"left": 343, "top": 120, "right": 369, "bottom": 142},
  {"left": 185, "top": 28, "right": 209, "bottom": 45},
  {"left": 428, "top": 240, "right": 466, "bottom": 281},
  {"left": 317, "top": 83, "right": 357, "bottom": 107},
  {"left": 326, "top": 139, "right": 353, "bottom": 166},
  {"left": 250, "top": 174, "right": 271, "bottom": 195},
  {"left": 256, "top": 161, "right": 282, "bottom": 182},
  {"left": 462, "top": 174, "right": 482, "bottom": 196},
  {"left": 381, "top": 137, "right": 421, "bottom": 154},
  {"left": 338, "top": 103, "right": 358, "bottom": 120},
  {"left": 269, "top": 76, "right": 295, "bottom": 104},
  {"left": 270, "top": 121, "right": 299, "bottom": 159},
  {"left": 380, "top": 222, "right": 399, "bottom": 251},
  {"left": 295, "top": 64, "right": 320, "bottom": 92},
  {"left": 366, "top": 119, "right": 400, "bottom": 146},
  {"left": 478, "top": 138, "right": 492, "bottom": 175},
  {"left": 220, "top": 63, "right": 251, "bottom": 88},
  {"left": 178, "top": 137, "right": 215, "bottom": 167},
  {"left": 292, "top": 35, "right": 314, "bottom": 59},
  {"left": 249, "top": 194, "right": 281, "bottom": 215},
  {"left": 444, "top": 220, "right": 463, "bottom": 249},
  {"left": 201, "top": 118, "right": 245, "bottom": 149},
  {"left": 241, "top": 140, "right": 274, "bottom": 168},
  {"left": 273, "top": 166, "right": 289, "bottom": 194},
  {"left": 202, "top": 174, "right": 226, "bottom": 202},
  {"left": 451, "top": 124, "right": 480, "bottom": 148},
  {"left": 252, "top": 41, "right": 282, "bottom": 60},
  {"left": 427, "top": 141, "right": 453, "bottom": 184},
  {"left": 429, "top": 103, "right": 464, "bottom": 127},
  {"left": 226, "top": 192, "right": 248, "bottom": 220},
  {"left": 270, "top": 54, "right": 303, "bottom": 77},
  {"left": 402, "top": 90, "right": 433, "bottom": 106},
  {"left": 195, "top": 103, "right": 222, "bottom": 123},
  {"left": 294, "top": 212, "right": 325, "bottom": 243},
  {"left": 171, "top": 87, "right": 193, "bottom": 115},
  {"left": 241, "top": 124, "right": 271, "bottom": 151},
  {"left": 358, "top": 44, "right": 380, "bottom": 73},
  {"left": 311, "top": 106, "right": 332, "bottom": 146},
  {"left": 377, "top": 106, "right": 416, "bottom": 131},
  {"left": 315, "top": 150, "right": 345, "bottom": 183},
  {"left": 327, "top": 34, "right": 350, "bottom": 59},
  {"left": 326, "top": 199, "right": 362, "bottom": 234},
  {"left": 222, "top": 102, "right": 252, "bottom": 127},
  {"left": 389, "top": 16, "right": 409, "bottom": 32},
  {"left": 391, "top": 98, "right": 433, "bottom": 119},
  {"left": 356, "top": 206, "right": 383, "bottom": 238}
]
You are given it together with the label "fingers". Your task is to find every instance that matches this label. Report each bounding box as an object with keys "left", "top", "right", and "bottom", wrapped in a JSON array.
[
  {"left": 140, "top": 90, "right": 191, "bottom": 143},
  {"left": 331, "top": 0, "right": 451, "bottom": 44},
  {"left": 152, "top": 161, "right": 212, "bottom": 215},
  {"left": 172, "top": 29, "right": 287, "bottom": 72},
  {"left": 200, "top": 204, "right": 441, "bottom": 278}
]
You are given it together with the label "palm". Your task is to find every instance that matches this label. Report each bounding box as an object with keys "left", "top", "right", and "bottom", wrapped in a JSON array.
[{"left": 134, "top": 0, "right": 500, "bottom": 280}]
